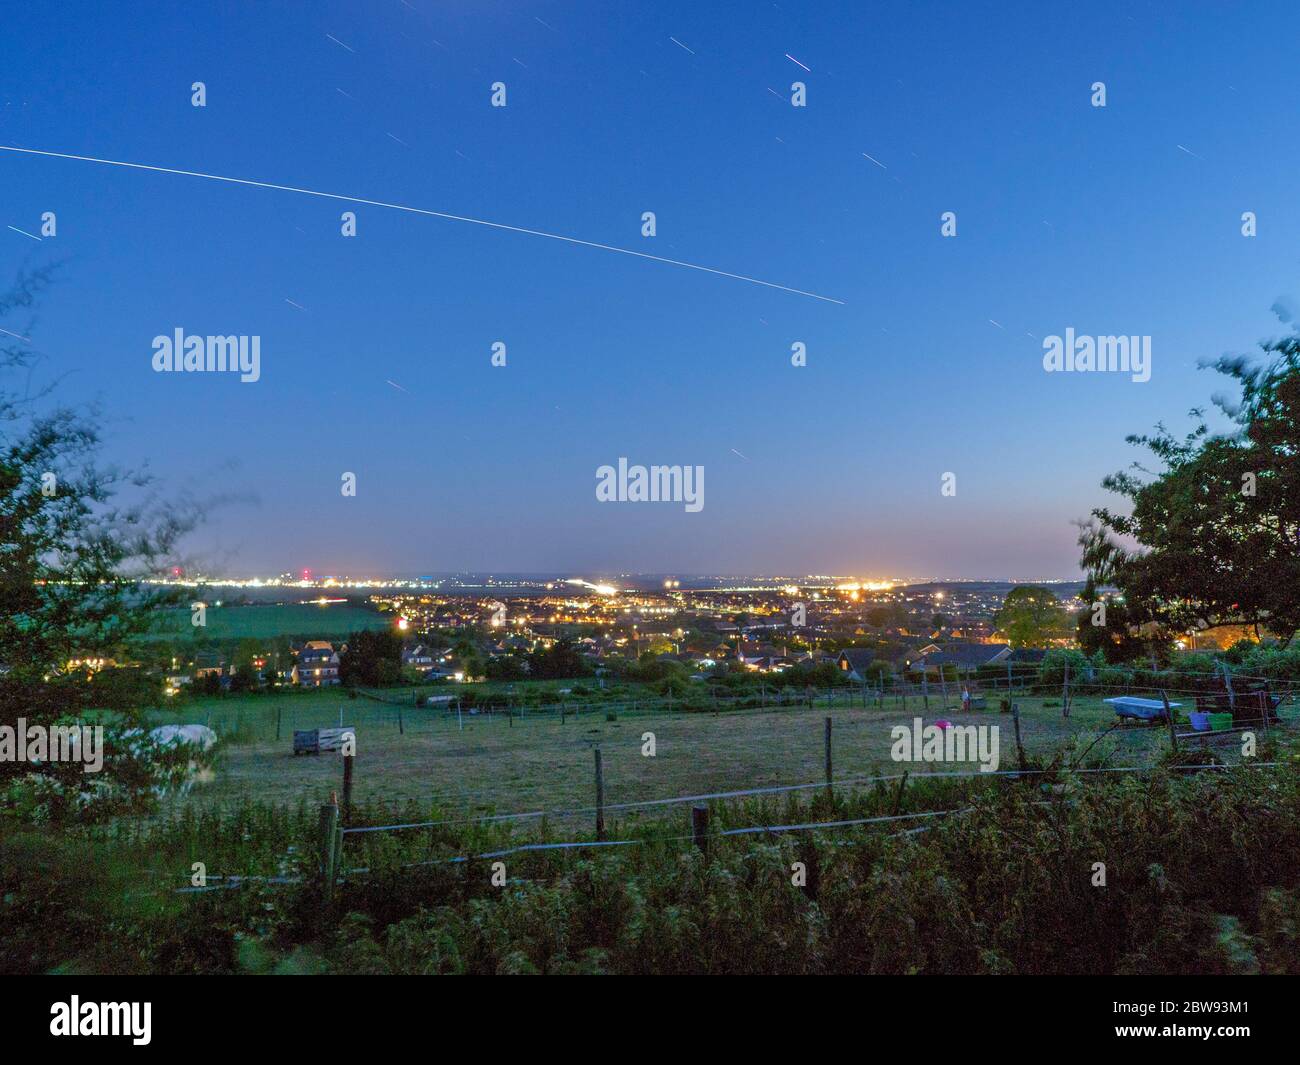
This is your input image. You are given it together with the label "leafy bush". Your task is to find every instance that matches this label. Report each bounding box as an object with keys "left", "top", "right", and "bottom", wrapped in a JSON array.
[{"left": 8, "top": 767, "right": 1300, "bottom": 974}]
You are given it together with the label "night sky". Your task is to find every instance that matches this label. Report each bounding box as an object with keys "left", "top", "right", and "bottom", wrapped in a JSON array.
[{"left": 2, "top": 0, "right": 1297, "bottom": 578}]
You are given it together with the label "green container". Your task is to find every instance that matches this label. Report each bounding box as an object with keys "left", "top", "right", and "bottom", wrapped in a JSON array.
[{"left": 1208, "top": 712, "right": 1233, "bottom": 731}]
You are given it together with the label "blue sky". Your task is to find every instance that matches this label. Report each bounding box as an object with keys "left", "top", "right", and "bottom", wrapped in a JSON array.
[{"left": 2, "top": 0, "right": 1298, "bottom": 578}]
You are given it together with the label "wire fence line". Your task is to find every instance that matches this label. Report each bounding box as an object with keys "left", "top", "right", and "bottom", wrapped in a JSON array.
[
  {"left": 336, "top": 774, "right": 902, "bottom": 836},
  {"left": 180, "top": 681, "right": 1300, "bottom": 749},
  {"left": 339, "top": 760, "right": 1290, "bottom": 837},
  {"left": 186, "top": 675, "right": 1300, "bottom": 739},
  {"left": 339, "top": 808, "right": 977, "bottom": 877},
  {"left": 159, "top": 759, "right": 1294, "bottom": 895}
]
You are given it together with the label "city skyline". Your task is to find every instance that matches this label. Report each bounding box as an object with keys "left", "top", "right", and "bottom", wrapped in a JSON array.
[{"left": 147, "top": 569, "right": 1091, "bottom": 586}]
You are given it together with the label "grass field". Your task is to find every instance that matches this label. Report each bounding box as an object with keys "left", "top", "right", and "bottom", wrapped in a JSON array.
[
  {"left": 19, "top": 684, "right": 1299, "bottom": 976},
  {"left": 148, "top": 686, "right": 1298, "bottom": 829},
  {"left": 141, "top": 603, "right": 392, "bottom": 640}
]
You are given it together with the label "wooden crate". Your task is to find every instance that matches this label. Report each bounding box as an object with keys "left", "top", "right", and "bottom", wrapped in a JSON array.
[
  {"left": 293, "top": 727, "right": 356, "bottom": 755},
  {"left": 317, "top": 726, "right": 355, "bottom": 751}
]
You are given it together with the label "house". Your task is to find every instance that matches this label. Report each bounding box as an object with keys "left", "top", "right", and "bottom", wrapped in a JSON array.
[
  {"left": 836, "top": 648, "right": 879, "bottom": 682},
  {"left": 742, "top": 655, "right": 792, "bottom": 673},
  {"left": 193, "top": 652, "right": 225, "bottom": 679},
  {"left": 401, "top": 644, "right": 437, "bottom": 673},
  {"left": 906, "top": 642, "right": 1012, "bottom": 675},
  {"left": 1005, "top": 648, "right": 1048, "bottom": 667},
  {"left": 297, "top": 641, "right": 341, "bottom": 687}
]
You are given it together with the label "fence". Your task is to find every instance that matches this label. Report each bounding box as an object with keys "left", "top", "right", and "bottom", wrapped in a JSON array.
[
  {"left": 150, "top": 671, "right": 1300, "bottom": 827},
  {"left": 173, "top": 662, "right": 1300, "bottom": 744},
  {"left": 284, "top": 756, "right": 1291, "bottom": 900},
  {"left": 305, "top": 687, "right": 1293, "bottom": 897},
  {"left": 141, "top": 668, "right": 1300, "bottom": 896},
  {"left": 163, "top": 751, "right": 1294, "bottom": 897}
]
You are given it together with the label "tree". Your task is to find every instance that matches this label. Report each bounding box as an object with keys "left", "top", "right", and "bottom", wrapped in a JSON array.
[
  {"left": 1082, "top": 331, "right": 1300, "bottom": 648},
  {"left": 485, "top": 655, "right": 527, "bottom": 681},
  {"left": 232, "top": 637, "right": 262, "bottom": 689},
  {"left": 1076, "top": 576, "right": 1155, "bottom": 663},
  {"left": 339, "top": 629, "right": 404, "bottom": 687},
  {"left": 863, "top": 659, "right": 893, "bottom": 684},
  {"left": 865, "top": 603, "right": 908, "bottom": 629},
  {"left": 528, "top": 637, "right": 591, "bottom": 680},
  {"left": 1, "top": 267, "right": 200, "bottom": 820},
  {"left": 993, "top": 586, "right": 1067, "bottom": 648}
]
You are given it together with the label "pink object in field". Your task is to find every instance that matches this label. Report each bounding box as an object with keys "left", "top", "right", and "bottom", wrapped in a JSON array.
[{"left": 934, "top": 719, "right": 953, "bottom": 730}]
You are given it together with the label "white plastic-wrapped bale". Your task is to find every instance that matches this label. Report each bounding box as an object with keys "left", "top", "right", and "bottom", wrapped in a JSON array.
[{"left": 148, "top": 724, "right": 218, "bottom": 750}]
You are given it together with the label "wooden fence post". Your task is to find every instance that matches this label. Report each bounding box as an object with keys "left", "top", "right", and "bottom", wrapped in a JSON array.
[
  {"left": 824, "top": 716, "right": 833, "bottom": 795},
  {"left": 1012, "top": 703, "right": 1026, "bottom": 773},
  {"left": 691, "top": 804, "right": 709, "bottom": 854},
  {"left": 594, "top": 748, "right": 605, "bottom": 842},
  {"left": 319, "top": 796, "right": 340, "bottom": 902},
  {"left": 1161, "top": 690, "right": 1178, "bottom": 753},
  {"left": 342, "top": 748, "right": 354, "bottom": 819},
  {"left": 891, "top": 770, "right": 909, "bottom": 815},
  {"left": 398, "top": 703, "right": 404, "bottom": 735},
  {"left": 1221, "top": 663, "right": 1237, "bottom": 729},
  {"left": 1062, "top": 659, "right": 1071, "bottom": 719},
  {"left": 275, "top": 705, "right": 281, "bottom": 742}
]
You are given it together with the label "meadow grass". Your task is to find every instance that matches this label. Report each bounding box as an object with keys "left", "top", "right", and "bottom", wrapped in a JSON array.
[
  {"left": 145, "top": 686, "right": 1293, "bottom": 827},
  {"left": 140, "top": 603, "right": 391, "bottom": 640}
]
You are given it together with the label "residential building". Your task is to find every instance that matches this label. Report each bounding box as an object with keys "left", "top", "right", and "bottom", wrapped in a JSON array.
[{"left": 297, "top": 641, "right": 341, "bottom": 686}]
